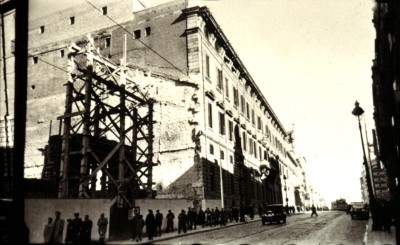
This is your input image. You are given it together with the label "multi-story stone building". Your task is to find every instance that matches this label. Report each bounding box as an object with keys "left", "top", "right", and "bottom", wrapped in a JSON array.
[{"left": 1, "top": 0, "right": 307, "bottom": 210}]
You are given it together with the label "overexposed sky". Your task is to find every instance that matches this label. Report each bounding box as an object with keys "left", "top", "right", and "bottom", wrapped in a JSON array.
[{"left": 30, "top": 0, "right": 377, "bottom": 204}]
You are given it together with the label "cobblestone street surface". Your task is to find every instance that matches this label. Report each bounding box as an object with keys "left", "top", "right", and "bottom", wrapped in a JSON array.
[{"left": 108, "top": 211, "right": 398, "bottom": 245}]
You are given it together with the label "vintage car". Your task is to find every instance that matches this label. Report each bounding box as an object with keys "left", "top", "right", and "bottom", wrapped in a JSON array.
[
  {"left": 349, "top": 202, "right": 369, "bottom": 220},
  {"left": 261, "top": 204, "right": 287, "bottom": 225}
]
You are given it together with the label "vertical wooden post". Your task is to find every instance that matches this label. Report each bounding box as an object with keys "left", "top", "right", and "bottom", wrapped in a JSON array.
[{"left": 59, "top": 81, "right": 73, "bottom": 198}]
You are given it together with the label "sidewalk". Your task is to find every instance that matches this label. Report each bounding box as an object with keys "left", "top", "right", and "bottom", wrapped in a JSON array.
[
  {"left": 364, "top": 219, "right": 397, "bottom": 245},
  {"left": 108, "top": 216, "right": 262, "bottom": 244}
]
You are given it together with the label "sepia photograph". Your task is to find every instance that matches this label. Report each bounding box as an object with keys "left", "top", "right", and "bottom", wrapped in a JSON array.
[{"left": 0, "top": 0, "right": 398, "bottom": 244}]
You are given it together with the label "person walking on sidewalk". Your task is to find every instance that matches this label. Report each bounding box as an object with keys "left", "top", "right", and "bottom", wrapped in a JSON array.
[
  {"left": 166, "top": 210, "right": 175, "bottom": 233},
  {"left": 311, "top": 205, "right": 318, "bottom": 217},
  {"left": 178, "top": 210, "right": 187, "bottom": 234},
  {"left": 155, "top": 210, "right": 163, "bottom": 237}
]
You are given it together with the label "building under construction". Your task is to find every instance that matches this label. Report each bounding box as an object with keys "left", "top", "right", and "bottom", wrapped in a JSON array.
[{"left": 1, "top": 0, "right": 310, "bottom": 242}]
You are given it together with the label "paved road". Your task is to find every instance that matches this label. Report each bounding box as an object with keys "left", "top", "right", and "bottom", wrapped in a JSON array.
[{"left": 152, "top": 211, "right": 368, "bottom": 245}]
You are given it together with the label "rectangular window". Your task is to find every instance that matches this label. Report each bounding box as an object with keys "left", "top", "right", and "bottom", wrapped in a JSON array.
[
  {"left": 69, "top": 16, "right": 75, "bottom": 25},
  {"left": 246, "top": 103, "right": 250, "bottom": 119},
  {"left": 208, "top": 103, "right": 213, "bottom": 128},
  {"left": 230, "top": 155, "right": 233, "bottom": 164},
  {"left": 219, "top": 112, "right": 225, "bottom": 135},
  {"left": 240, "top": 95, "right": 245, "bottom": 113},
  {"left": 249, "top": 138, "right": 253, "bottom": 155},
  {"left": 254, "top": 141, "right": 257, "bottom": 158},
  {"left": 39, "top": 26, "right": 45, "bottom": 34},
  {"left": 257, "top": 116, "right": 262, "bottom": 130},
  {"left": 102, "top": 6, "right": 108, "bottom": 15},
  {"left": 242, "top": 132, "right": 247, "bottom": 151},
  {"left": 105, "top": 37, "right": 111, "bottom": 48},
  {"left": 228, "top": 120, "right": 233, "bottom": 141},
  {"left": 220, "top": 150, "right": 225, "bottom": 160},
  {"left": 225, "top": 78, "right": 229, "bottom": 98},
  {"left": 60, "top": 50, "right": 65, "bottom": 58},
  {"left": 217, "top": 69, "right": 223, "bottom": 90},
  {"left": 251, "top": 109, "right": 255, "bottom": 124},
  {"left": 33, "top": 56, "right": 38, "bottom": 64},
  {"left": 210, "top": 144, "right": 214, "bottom": 155},
  {"left": 10, "top": 39, "right": 15, "bottom": 54},
  {"left": 259, "top": 147, "right": 262, "bottom": 160},
  {"left": 210, "top": 164, "right": 216, "bottom": 191},
  {"left": 205, "top": 55, "right": 210, "bottom": 79},
  {"left": 233, "top": 88, "right": 239, "bottom": 107},
  {"left": 145, "top": 27, "right": 151, "bottom": 36},
  {"left": 133, "top": 30, "right": 141, "bottom": 39}
]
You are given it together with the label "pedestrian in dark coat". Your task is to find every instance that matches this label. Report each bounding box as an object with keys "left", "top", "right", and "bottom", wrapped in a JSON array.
[
  {"left": 311, "top": 205, "right": 318, "bottom": 217},
  {"left": 233, "top": 207, "right": 239, "bottom": 222},
  {"left": 43, "top": 217, "right": 53, "bottom": 244},
  {"left": 131, "top": 213, "right": 144, "bottom": 242},
  {"left": 72, "top": 212, "right": 82, "bottom": 244},
  {"left": 178, "top": 210, "right": 187, "bottom": 234},
  {"left": 205, "top": 208, "right": 212, "bottom": 227},
  {"left": 97, "top": 213, "right": 108, "bottom": 244},
  {"left": 214, "top": 207, "right": 220, "bottom": 226},
  {"left": 166, "top": 210, "right": 175, "bottom": 233},
  {"left": 145, "top": 209, "right": 156, "bottom": 241},
  {"left": 197, "top": 208, "right": 205, "bottom": 227},
  {"left": 65, "top": 219, "right": 74, "bottom": 244},
  {"left": 155, "top": 210, "right": 163, "bottom": 236},
  {"left": 80, "top": 214, "right": 93, "bottom": 244}
]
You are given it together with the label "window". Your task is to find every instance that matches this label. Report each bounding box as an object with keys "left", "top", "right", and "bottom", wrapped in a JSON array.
[
  {"left": 228, "top": 121, "right": 233, "bottom": 141},
  {"left": 251, "top": 109, "right": 255, "bottom": 124},
  {"left": 230, "top": 155, "right": 233, "bottom": 164},
  {"left": 257, "top": 116, "right": 262, "bottom": 130},
  {"left": 33, "top": 56, "right": 38, "bottom": 64},
  {"left": 217, "top": 69, "right": 223, "bottom": 91},
  {"left": 246, "top": 103, "right": 250, "bottom": 119},
  {"left": 208, "top": 103, "right": 213, "bottom": 128},
  {"left": 254, "top": 141, "right": 257, "bottom": 158},
  {"left": 219, "top": 112, "right": 226, "bottom": 135},
  {"left": 205, "top": 55, "right": 210, "bottom": 79},
  {"left": 242, "top": 132, "right": 247, "bottom": 151},
  {"left": 105, "top": 37, "right": 111, "bottom": 48},
  {"left": 102, "top": 6, "right": 108, "bottom": 15},
  {"left": 145, "top": 27, "right": 151, "bottom": 36},
  {"left": 133, "top": 30, "right": 141, "bottom": 39},
  {"left": 240, "top": 95, "right": 245, "bottom": 113},
  {"left": 39, "top": 26, "right": 45, "bottom": 34},
  {"left": 210, "top": 164, "right": 216, "bottom": 191},
  {"left": 60, "top": 50, "right": 65, "bottom": 58},
  {"left": 233, "top": 88, "right": 239, "bottom": 107},
  {"left": 225, "top": 78, "right": 229, "bottom": 98},
  {"left": 249, "top": 138, "right": 253, "bottom": 155},
  {"left": 220, "top": 150, "right": 225, "bottom": 160},
  {"left": 210, "top": 144, "right": 214, "bottom": 155},
  {"left": 69, "top": 16, "right": 75, "bottom": 25}
]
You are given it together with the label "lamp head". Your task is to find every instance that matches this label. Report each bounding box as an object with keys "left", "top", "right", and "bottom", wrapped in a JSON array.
[{"left": 352, "top": 101, "right": 364, "bottom": 117}]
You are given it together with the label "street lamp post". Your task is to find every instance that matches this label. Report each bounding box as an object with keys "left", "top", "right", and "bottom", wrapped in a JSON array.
[
  {"left": 352, "top": 101, "right": 379, "bottom": 231},
  {"left": 283, "top": 175, "right": 289, "bottom": 207}
]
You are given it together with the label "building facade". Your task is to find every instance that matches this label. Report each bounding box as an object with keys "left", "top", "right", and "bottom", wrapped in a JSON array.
[
  {"left": 1, "top": 0, "right": 308, "bottom": 210},
  {"left": 371, "top": 0, "right": 400, "bottom": 241}
]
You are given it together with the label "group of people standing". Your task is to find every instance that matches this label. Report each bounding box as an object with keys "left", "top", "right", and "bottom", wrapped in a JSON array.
[
  {"left": 130, "top": 206, "right": 245, "bottom": 242},
  {"left": 43, "top": 211, "right": 108, "bottom": 244}
]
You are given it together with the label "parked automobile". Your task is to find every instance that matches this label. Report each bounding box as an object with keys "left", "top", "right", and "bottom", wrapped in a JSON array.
[
  {"left": 261, "top": 204, "right": 287, "bottom": 225},
  {"left": 349, "top": 202, "right": 369, "bottom": 220}
]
